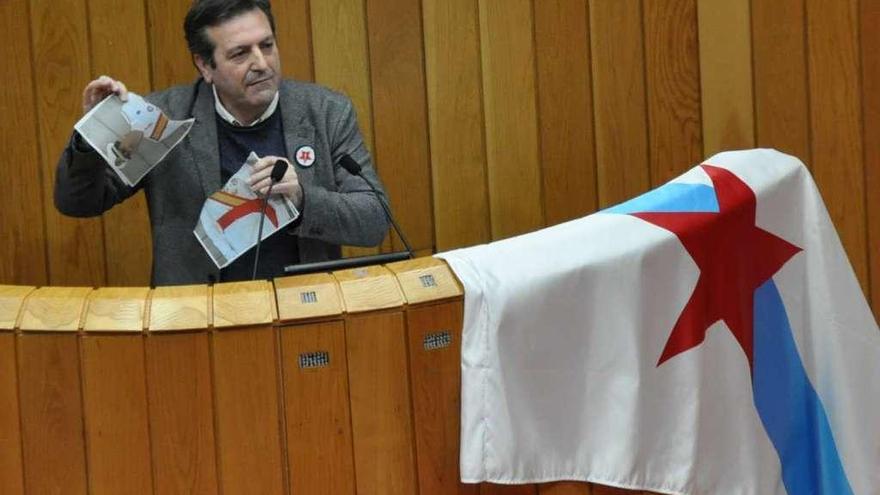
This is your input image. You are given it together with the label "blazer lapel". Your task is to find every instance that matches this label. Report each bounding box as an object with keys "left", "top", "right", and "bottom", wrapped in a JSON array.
[
  {"left": 280, "top": 82, "right": 316, "bottom": 191},
  {"left": 187, "top": 80, "right": 221, "bottom": 198}
]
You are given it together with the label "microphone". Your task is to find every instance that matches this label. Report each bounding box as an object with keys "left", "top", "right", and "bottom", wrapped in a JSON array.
[
  {"left": 282, "top": 154, "right": 413, "bottom": 276},
  {"left": 251, "top": 160, "right": 288, "bottom": 280},
  {"left": 270, "top": 159, "right": 289, "bottom": 182},
  {"left": 339, "top": 154, "right": 413, "bottom": 256}
]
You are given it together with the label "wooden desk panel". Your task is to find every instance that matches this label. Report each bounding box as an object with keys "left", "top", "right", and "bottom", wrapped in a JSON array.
[
  {"left": 0, "top": 333, "right": 23, "bottom": 494},
  {"left": 211, "top": 326, "right": 285, "bottom": 495},
  {"left": 17, "top": 334, "right": 88, "bottom": 495},
  {"left": 80, "top": 335, "right": 153, "bottom": 494},
  {"left": 407, "top": 300, "right": 476, "bottom": 495},
  {"left": 0, "top": 259, "right": 615, "bottom": 494},
  {"left": 145, "top": 332, "right": 218, "bottom": 495},
  {"left": 280, "top": 320, "right": 356, "bottom": 495},
  {"left": 346, "top": 311, "right": 418, "bottom": 495}
]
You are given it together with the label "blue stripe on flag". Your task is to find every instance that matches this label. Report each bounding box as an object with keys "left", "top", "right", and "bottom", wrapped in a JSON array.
[
  {"left": 613, "top": 181, "right": 854, "bottom": 493},
  {"left": 604, "top": 183, "right": 719, "bottom": 214},
  {"left": 753, "top": 280, "right": 853, "bottom": 495}
]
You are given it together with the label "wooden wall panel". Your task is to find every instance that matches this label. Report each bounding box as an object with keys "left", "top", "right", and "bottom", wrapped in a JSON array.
[
  {"left": 0, "top": 0, "right": 877, "bottom": 312},
  {"left": 310, "top": 0, "right": 375, "bottom": 152},
  {"left": 148, "top": 0, "right": 198, "bottom": 89},
  {"left": 346, "top": 311, "right": 418, "bottom": 495},
  {"left": 17, "top": 334, "right": 88, "bottom": 495},
  {"left": 751, "top": 0, "right": 810, "bottom": 165},
  {"left": 80, "top": 336, "right": 153, "bottom": 495},
  {"left": 274, "top": 0, "right": 315, "bottom": 81},
  {"left": 3, "top": 0, "right": 877, "bottom": 309},
  {"left": 146, "top": 333, "right": 219, "bottom": 495},
  {"left": 30, "top": 0, "right": 106, "bottom": 286},
  {"left": 644, "top": 0, "right": 703, "bottom": 186},
  {"left": 697, "top": 0, "right": 755, "bottom": 156},
  {"left": 862, "top": 0, "right": 880, "bottom": 316},
  {"left": 534, "top": 0, "right": 598, "bottom": 224},
  {"left": 805, "top": 0, "right": 868, "bottom": 290},
  {"left": 0, "top": 0, "right": 47, "bottom": 286},
  {"left": 0, "top": 333, "right": 24, "bottom": 494},
  {"left": 423, "top": 0, "right": 490, "bottom": 251},
  {"left": 589, "top": 0, "right": 650, "bottom": 207},
  {"left": 280, "top": 320, "right": 356, "bottom": 495},
  {"left": 479, "top": 0, "right": 544, "bottom": 239},
  {"left": 310, "top": 0, "right": 382, "bottom": 257},
  {"left": 367, "top": 0, "right": 435, "bottom": 253},
  {"left": 87, "top": 0, "right": 152, "bottom": 286},
  {"left": 211, "top": 327, "right": 285, "bottom": 495}
]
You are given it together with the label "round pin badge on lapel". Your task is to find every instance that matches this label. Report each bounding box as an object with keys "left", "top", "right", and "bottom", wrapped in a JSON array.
[{"left": 294, "top": 145, "right": 316, "bottom": 168}]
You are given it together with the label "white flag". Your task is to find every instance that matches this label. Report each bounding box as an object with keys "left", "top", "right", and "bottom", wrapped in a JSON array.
[{"left": 439, "top": 149, "right": 880, "bottom": 494}]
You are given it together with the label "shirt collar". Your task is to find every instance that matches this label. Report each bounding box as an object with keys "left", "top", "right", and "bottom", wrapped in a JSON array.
[{"left": 212, "top": 84, "right": 279, "bottom": 127}]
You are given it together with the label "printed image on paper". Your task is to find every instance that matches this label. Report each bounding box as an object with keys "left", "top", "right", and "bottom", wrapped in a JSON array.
[
  {"left": 194, "top": 152, "right": 300, "bottom": 269},
  {"left": 74, "top": 93, "right": 194, "bottom": 186}
]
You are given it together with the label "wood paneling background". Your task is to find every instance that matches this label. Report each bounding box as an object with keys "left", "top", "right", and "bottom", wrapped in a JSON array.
[{"left": 2, "top": 0, "right": 878, "bottom": 314}]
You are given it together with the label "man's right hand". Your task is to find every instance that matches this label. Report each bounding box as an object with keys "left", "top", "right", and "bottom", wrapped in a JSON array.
[{"left": 82, "top": 75, "right": 129, "bottom": 114}]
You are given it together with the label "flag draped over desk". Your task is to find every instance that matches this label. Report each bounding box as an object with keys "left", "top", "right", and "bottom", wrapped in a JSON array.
[{"left": 438, "top": 149, "right": 880, "bottom": 494}]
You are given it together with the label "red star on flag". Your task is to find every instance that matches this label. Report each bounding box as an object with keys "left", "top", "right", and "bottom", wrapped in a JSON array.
[{"left": 631, "top": 165, "right": 801, "bottom": 369}]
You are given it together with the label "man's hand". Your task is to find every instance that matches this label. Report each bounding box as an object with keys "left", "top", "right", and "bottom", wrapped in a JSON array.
[
  {"left": 82, "top": 75, "right": 129, "bottom": 114},
  {"left": 248, "top": 156, "right": 304, "bottom": 208}
]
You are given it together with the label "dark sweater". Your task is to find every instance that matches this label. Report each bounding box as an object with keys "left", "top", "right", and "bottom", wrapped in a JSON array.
[{"left": 215, "top": 109, "right": 300, "bottom": 281}]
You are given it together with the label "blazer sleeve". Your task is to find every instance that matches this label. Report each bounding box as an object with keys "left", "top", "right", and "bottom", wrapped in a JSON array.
[
  {"left": 295, "top": 98, "right": 390, "bottom": 247},
  {"left": 54, "top": 133, "right": 141, "bottom": 218}
]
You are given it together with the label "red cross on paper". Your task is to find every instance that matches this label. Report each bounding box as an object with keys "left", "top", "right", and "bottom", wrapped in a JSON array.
[{"left": 217, "top": 199, "right": 279, "bottom": 231}]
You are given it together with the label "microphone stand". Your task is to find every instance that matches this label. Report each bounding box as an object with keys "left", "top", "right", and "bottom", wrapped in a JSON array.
[
  {"left": 283, "top": 154, "right": 413, "bottom": 276},
  {"left": 371, "top": 187, "right": 414, "bottom": 257},
  {"left": 251, "top": 185, "right": 275, "bottom": 280},
  {"left": 252, "top": 160, "right": 288, "bottom": 280}
]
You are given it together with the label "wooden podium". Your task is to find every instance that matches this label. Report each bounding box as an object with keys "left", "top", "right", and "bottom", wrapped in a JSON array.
[{"left": 0, "top": 259, "right": 604, "bottom": 495}]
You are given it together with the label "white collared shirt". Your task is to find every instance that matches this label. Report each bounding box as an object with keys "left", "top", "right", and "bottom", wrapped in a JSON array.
[{"left": 212, "top": 84, "right": 279, "bottom": 127}]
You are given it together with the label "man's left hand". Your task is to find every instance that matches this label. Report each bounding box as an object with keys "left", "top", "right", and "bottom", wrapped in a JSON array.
[{"left": 248, "top": 156, "right": 303, "bottom": 208}]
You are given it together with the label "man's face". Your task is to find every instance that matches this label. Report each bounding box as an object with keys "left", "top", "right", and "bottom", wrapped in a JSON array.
[{"left": 194, "top": 9, "right": 281, "bottom": 123}]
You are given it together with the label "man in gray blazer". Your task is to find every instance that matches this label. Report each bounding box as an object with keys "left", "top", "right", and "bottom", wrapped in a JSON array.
[{"left": 55, "top": 0, "right": 389, "bottom": 286}]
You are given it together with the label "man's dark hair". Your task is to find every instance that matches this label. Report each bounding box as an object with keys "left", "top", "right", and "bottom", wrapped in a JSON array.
[{"left": 184, "top": 0, "right": 276, "bottom": 68}]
